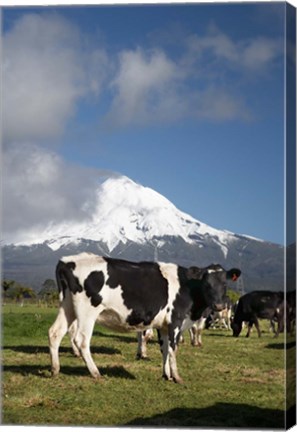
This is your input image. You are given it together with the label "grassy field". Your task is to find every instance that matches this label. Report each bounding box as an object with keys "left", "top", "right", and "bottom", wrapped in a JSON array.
[{"left": 1, "top": 303, "right": 294, "bottom": 428}]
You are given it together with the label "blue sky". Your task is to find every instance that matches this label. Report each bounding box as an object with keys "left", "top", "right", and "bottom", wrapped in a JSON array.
[{"left": 2, "top": 2, "right": 287, "bottom": 245}]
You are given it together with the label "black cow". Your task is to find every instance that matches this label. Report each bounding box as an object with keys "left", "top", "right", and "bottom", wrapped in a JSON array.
[
  {"left": 287, "top": 290, "right": 296, "bottom": 334},
  {"left": 231, "top": 290, "right": 285, "bottom": 338},
  {"left": 49, "top": 252, "right": 240, "bottom": 383}
]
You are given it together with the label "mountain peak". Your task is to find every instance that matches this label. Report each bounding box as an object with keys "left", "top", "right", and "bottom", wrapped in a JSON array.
[
  {"left": 5, "top": 174, "right": 262, "bottom": 256},
  {"left": 92, "top": 175, "right": 200, "bottom": 251}
]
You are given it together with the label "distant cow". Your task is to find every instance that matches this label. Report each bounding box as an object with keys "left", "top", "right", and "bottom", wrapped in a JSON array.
[
  {"left": 188, "top": 307, "right": 211, "bottom": 347},
  {"left": 205, "top": 296, "right": 233, "bottom": 330},
  {"left": 137, "top": 296, "right": 232, "bottom": 356},
  {"left": 136, "top": 308, "right": 210, "bottom": 355},
  {"left": 231, "top": 290, "right": 285, "bottom": 338},
  {"left": 189, "top": 297, "right": 232, "bottom": 348},
  {"left": 287, "top": 290, "right": 296, "bottom": 334},
  {"left": 49, "top": 252, "right": 240, "bottom": 383}
]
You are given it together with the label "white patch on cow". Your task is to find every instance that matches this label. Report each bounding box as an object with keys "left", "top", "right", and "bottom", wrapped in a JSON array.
[
  {"left": 158, "top": 262, "right": 181, "bottom": 325},
  {"left": 62, "top": 251, "right": 103, "bottom": 264},
  {"left": 96, "top": 284, "right": 133, "bottom": 331},
  {"left": 207, "top": 268, "right": 223, "bottom": 274},
  {"left": 174, "top": 327, "right": 180, "bottom": 341},
  {"left": 63, "top": 253, "right": 134, "bottom": 332},
  {"left": 180, "top": 316, "right": 195, "bottom": 333},
  {"left": 63, "top": 252, "right": 107, "bottom": 287}
]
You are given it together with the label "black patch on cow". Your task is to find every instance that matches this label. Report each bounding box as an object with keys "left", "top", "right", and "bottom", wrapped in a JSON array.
[
  {"left": 157, "top": 330, "right": 163, "bottom": 347},
  {"left": 104, "top": 257, "right": 169, "bottom": 327},
  {"left": 84, "top": 271, "right": 104, "bottom": 307},
  {"left": 176, "top": 266, "right": 206, "bottom": 321},
  {"left": 56, "top": 260, "right": 82, "bottom": 299},
  {"left": 66, "top": 261, "right": 76, "bottom": 271}
]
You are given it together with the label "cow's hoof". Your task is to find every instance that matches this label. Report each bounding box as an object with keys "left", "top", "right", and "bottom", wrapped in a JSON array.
[
  {"left": 51, "top": 368, "right": 60, "bottom": 377},
  {"left": 93, "top": 373, "right": 104, "bottom": 381},
  {"left": 173, "top": 376, "right": 184, "bottom": 385},
  {"left": 136, "top": 354, "right": 149, "bottom": 361},
  {"left": 162, "top": 374, "right": 173, "bottom": 381}
]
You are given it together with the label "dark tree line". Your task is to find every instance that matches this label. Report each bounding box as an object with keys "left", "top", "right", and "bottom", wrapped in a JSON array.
[{"left": 2, "top": 278, "right": 59, "bottom": 304}]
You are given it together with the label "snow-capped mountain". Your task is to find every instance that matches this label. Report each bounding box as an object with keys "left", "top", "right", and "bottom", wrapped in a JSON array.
[
  {"left": 2, "top": 175, "right": 284, "bottom": 292},
  {"left": 7, "top": 175, "right": 253, "bottom": 257}
]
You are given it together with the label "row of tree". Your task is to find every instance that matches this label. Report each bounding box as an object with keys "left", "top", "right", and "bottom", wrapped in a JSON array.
[{"left": 2, "top": 278, "right": 59, "bottom": 304}]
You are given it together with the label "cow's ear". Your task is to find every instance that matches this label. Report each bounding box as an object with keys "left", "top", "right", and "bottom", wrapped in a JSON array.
[
  {"left": 226, "top": 268, "right": 241, "bottom": 281},
  {"left": 187, "top": 266, "right": 204, "bottom": 280}
]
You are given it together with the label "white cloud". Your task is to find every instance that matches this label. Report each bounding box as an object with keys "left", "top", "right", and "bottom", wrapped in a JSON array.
[
  {"left": 2, "top": 13, "right": 108, "bottom": 143},
  {"left": 106, "top": 44, "right": 250, "bottom": 126},
  {"left": 189, "top": 86, "right": 250, "bottom": 121},
  {"left": 240, "top": 37, "right": 283, "bottom": 70},
  {"left": 3, "top": 13, "right": 283, "bottom": 135},
  {"left": 186, "top": 26, "right": 282, "bottom": 72},
  {"left": 107, "top": 48, "right": 182, "bottom": 126},
  {"left": 2, "top": 143, "right": 118, "bottom": 243}
]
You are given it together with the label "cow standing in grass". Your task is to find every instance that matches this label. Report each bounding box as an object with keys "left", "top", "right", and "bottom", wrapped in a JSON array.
[
  {"left": 231, "top": 290, "right": 287, "bottom": 338},
  {"left": 49, "top": 252, "right": 240, "bottom": 383}
]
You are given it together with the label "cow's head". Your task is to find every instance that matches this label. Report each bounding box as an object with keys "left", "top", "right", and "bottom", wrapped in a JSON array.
[
  {"left": 231, "top": 319, "right": 242, "bottom": 337},
  {"left": 187, "top": 265, "right": 241, "bottom": 313}
]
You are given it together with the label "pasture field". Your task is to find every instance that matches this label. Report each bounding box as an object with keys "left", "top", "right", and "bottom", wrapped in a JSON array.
[{"left": 1, "top": 303, "right": 294, "bottom": 428}]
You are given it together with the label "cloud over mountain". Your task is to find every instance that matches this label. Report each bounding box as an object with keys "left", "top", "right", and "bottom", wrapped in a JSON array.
[{"left": 2, "top": 143, "right": 118, "bottom": 244}]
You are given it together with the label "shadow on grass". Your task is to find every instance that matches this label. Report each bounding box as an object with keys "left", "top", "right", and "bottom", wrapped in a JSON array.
[
  {"left": 204, "top": 332, "right": 232, "bottom": 337},
  {"left": 3, "top": 364, "right": 136, "bottom": 380},
  {"left": 93, "top": 330, "right": 158, "bottom": 345},
  {"left": 265, "top": 341, "right": 295, "bottom": 350},
  {"left": 3, "top": 344, "right": 121, "bottom": 355},
  {"left": 125, "top": 403, "right": 285, "bottom": 428}
]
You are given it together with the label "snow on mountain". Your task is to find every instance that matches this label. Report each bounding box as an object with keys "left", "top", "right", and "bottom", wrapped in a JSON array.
[{"left": 6, "top": 175, "right": 262, "bottom": 257}]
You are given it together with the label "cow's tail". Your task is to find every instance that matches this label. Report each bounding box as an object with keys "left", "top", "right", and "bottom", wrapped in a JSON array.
[{"left": 56, "top": 260, "right": 72, "bottom": 304}]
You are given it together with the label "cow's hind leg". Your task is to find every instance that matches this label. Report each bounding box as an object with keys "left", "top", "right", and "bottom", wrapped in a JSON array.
[
  {"left": 73, "top": 312, "right": 102, "bottom": 379},
  {"left": 48, "top": 297, "right": 75, "bottom": 376},
  {"left": 68, "top": 320, "right": 81, "bottom": 357}
]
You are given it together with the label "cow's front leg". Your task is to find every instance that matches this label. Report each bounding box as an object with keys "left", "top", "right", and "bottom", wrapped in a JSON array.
[
  {"left": 254, "top": 317, "right": 262, "bottom": 337},
  {"left": 157, "top": 329, "right": 171, "bottom": 381},
  {"left": 157, "top": 328, "right": 183, "bottom": 383},
  {"left": 136, "top": 329, "right": 153, "bottom": 359},
  {"left": 168, "top": 325, "right": 183, "bottom": 384},
  {"left": 191, "top": 317, "right": 206, "bottom": 347},
  {"left": 246, "top": 321, "right": 253, "bottom": 337},
  {"left": 189, "top": 324, "right": 198, "bottom": 346}
]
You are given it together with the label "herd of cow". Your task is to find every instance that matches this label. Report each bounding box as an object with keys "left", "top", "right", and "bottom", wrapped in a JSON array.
[{"left": 48, "top": 252, "right": 295, "bottom": 384}]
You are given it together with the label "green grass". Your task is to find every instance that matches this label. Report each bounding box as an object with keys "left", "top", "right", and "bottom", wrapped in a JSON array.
[{"left": 1, "top": 303, "right": 294, "bottom": 428}]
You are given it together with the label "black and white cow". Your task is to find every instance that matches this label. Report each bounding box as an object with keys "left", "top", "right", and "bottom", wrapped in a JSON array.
[
  {"left": 49, "top": 252, "right": 240, "bottom": 383},
  {"left": 231, "top": 290, "right": 285, "bottom": 338},
  {"left": 205, "top": 296, "right": 233, "bottom": 330}
]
